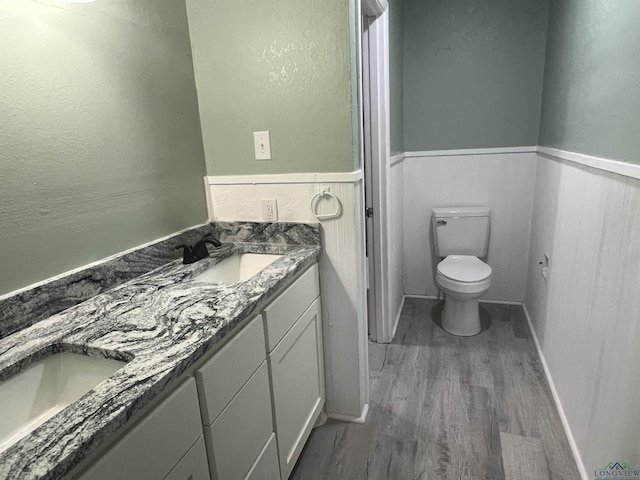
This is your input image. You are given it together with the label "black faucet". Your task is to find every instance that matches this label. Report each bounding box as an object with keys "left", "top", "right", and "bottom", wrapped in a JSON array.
[{"left": 175, "top": 233, "right": 222, "bottom": 264}]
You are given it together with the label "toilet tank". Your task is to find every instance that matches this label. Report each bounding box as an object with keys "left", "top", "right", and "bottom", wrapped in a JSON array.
[{"left": 432, "top": 207, "right": 490, "bottom": 257}]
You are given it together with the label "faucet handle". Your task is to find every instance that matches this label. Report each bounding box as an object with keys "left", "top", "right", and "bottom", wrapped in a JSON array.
[
  {"left": 192, "top": 236, "right": 222, "bottom": 259},
  {"left": 175, "top": 244, "right": 197, "bottom": 264}
]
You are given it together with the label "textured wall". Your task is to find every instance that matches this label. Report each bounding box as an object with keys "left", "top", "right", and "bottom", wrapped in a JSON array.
[
  {"left": 0, "top": 1, "right": 207, "bottom": 296},
  {"left": 349, "top": 0, "right": 362, "bottom": 171},
  {"left": 403, "top": 0, "right": 549, "bottom": 151},
  {"left": 186, "top": 0, "right": 355, "bottom": 175},
  {"left": 539, "top": 0, "right": 640, "bottom": 164},
  {"left": 389, "top": 0, "right": 404, "bottom": 155}
]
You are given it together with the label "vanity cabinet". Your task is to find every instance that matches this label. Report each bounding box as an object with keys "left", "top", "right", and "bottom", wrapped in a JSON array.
[
  {"left": 196, "top": 263, "right": 324, "bottom": 480},
  {"left": 165, "top": 437, "right": 210, "bottom": 480},
  {"left": 79, "top": 378, "right": 207, "bottom": 480},
  {"left": 76, "top": 262, "right": 323, "bottom": 480},
  {"left": 263, "top": 265, "right": 324, "bottom": 480},
  {"left": 195, "top": 314, "right": 276, "bottom": 480}
]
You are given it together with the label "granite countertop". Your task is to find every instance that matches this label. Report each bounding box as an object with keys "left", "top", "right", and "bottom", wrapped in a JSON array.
[{"left": 0, "top": 224, "right": 321, "bottom": 480}]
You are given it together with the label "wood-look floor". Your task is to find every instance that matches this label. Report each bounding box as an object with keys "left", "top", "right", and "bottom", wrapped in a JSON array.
[{"left": 291, "top": 298, "right": 581, "bottom": 480}]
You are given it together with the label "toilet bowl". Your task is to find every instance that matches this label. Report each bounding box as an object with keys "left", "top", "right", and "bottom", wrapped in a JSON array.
[{"left": 436, "top": 255, "right": 492, "bottom": 336}]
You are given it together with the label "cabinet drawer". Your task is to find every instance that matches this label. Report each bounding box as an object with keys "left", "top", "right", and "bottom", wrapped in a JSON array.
[
  {"left": 269, "top": 298, "right": 325, "bottom": 480},
  {"left": 165, "top": 436, "right": 210, "bottom": 480},
  {"left": 196, "top": 315, "right": 265, "bottom": 425},
  {"left": 263, "top": 264, "right": 319, "bottom": 352},
  {"left": 244, "top": 433, "right": 280, "bottom": 480},
  {"left": 205, "top": 362, "right": 273, "bottom": 480},
  {"left": 80, "top": 379, "right": 202, "bottom": 480}
]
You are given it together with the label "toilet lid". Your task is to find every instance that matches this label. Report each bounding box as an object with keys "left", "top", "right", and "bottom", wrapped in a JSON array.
[{"left": 437, "top": 255, "right": 492, "bottom": 282}]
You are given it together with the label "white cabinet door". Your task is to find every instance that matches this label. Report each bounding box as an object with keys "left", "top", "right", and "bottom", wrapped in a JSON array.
[
  {"left": 205, "top": 362, "right": 273, "bottom": 480},
  {"left": 244, "top": 433, "right": 280, "bottom": 480},
  {"left": 262, "top": 265, "right": 319, "bottom": 352},
  {"left": 165, "top": 436, "right": 210, "bottom": 480},
  {"left": 268, "top": 298, "right": 324, "bottom": 480},
  {"left": 196, "top": 315, "right": 265, "bottom": 425},
  {"left": 80, "top": 379, "right": 203, "bottom": 480}
]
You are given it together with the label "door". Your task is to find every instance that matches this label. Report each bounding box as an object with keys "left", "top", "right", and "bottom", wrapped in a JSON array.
[{"left": 361, "top": 6, "right": 392, "bottom": 343}]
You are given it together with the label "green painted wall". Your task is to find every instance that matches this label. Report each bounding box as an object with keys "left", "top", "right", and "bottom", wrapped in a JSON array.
[
  {"left": 0, "top": 1, "right": 207, "bottom": 296},
  {"left": 349, "top": 0, "right": 363, "bottom": 171},
  {"left": 403, "top": 0, "right": 549, "bottom": 151},
  {"left": 539, "top": 0, "right": 640, "bottom": 164},
  {"left": 389, "top": 0, "right": 405, "bottom": 155},
  {"left": 186, "top": 0, "right": 355, "bottom": 175}
]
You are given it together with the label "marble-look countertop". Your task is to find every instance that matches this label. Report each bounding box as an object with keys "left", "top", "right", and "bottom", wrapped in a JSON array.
[{"left": 0, "top": 234, "right": 320, "bottom": 479}]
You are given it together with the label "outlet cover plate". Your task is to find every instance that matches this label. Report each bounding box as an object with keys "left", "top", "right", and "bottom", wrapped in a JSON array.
[{"left": 261, "top": 198, "right": 278, "bottom": 221}]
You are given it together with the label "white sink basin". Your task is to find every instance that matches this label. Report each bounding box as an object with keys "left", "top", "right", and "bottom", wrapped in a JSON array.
[
  {"left": 191, "top": 253, "right": 282, "bottom": 284},
  {"left": 0, "top": 353, "right": 126, "bottom": 453}
]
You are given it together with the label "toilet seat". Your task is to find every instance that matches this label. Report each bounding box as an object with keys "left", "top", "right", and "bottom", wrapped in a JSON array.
[
  {"left": 436, "top": 255, "right": 492, "bottom": 295},
  {"left": 437, "top": 255, "right": 492, "bottom": 283}
]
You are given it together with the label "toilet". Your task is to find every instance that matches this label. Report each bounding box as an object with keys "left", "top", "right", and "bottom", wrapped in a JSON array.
[{"left": 432, "top": 207, "right": 492, "bottom": 336}]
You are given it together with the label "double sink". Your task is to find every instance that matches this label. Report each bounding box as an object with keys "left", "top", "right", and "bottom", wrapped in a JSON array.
[{"left": 0, "top": 252, "right": 282, "bottom": 455}]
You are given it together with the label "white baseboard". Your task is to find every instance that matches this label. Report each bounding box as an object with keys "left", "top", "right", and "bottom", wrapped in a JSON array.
[
  {"left": 521, "top": 304, "right": 589, "bottom": 480},
  {"left": 404, "top": 293, "right": 441, "bottom": 300},
  {"left": 479, "top": 298, "right": 523, "bottom": 306},
  {"left": 391, "top": 296, "right": 406, "bottom": 340},
  {"left": 402, "top": 294, "right": 522, "bottom": 305},
  {"left": 314, "top": 410, "right": 328, "bottom": 428},
  {"left": 326, "top": 403, "right": 369, "bottom": 425}
]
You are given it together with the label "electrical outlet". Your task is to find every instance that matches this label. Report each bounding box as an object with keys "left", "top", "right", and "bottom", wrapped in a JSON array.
[{"left": 261, "top": 198, "right": 278, "bottom": 221}]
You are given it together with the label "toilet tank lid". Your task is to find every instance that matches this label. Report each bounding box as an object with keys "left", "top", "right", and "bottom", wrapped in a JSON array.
[{"left": 432, "top": 206, "right": 490, "bottom": 218}]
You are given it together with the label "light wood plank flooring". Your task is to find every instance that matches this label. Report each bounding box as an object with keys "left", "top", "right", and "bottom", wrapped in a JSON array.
[{"left": 291, "top": 297, "right": 580, "bottom": 480}]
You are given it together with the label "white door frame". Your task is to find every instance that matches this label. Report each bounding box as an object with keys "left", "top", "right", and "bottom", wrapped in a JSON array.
[{"left": 362, "top": 7, "right": 393, "bottom": 343}]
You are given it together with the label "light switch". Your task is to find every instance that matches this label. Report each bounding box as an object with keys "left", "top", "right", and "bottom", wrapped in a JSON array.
[{"left": 254, "top": 131, "right": 271, "bottom": 160}]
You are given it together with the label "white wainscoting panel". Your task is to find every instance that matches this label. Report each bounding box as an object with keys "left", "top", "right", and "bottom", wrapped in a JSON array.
[
  {"left": 525, "top": 154, "right": 640, "bottom": 474},
  {"left": 524, "top": 156, "right": 562, "bottom": 348},
  {"left": 402, "top": 152, "right": 537, "bottom": 302},
  {"left": 354, "top": 180, "right": 369, "bottom": 415},
  {"left": 388, "top": 159, "right": 404, "bottom": 335},
  {"left": 207, "top": 176, "right": 368, "bottom": 420}
]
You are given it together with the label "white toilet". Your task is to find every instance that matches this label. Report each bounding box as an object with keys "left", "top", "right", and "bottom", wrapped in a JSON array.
[{"left": 432, "top": 207, "right": 493, "bottom": 336}]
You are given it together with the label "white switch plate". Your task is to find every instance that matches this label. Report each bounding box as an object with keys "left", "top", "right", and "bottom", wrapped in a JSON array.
[
  {"left": 254, "top": 131, "right": 271, "bottom": 160},
  {"left": 261, "top": 198, "right": 278, "bottom": 221}
]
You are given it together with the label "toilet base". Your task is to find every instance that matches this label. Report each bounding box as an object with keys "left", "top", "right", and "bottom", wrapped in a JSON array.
[{"left": 441, "top": 296, "right": 481, "bottom": 336}]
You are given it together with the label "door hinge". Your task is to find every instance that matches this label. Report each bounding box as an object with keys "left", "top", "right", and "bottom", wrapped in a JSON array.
[{"left": 365, "top": 207, "right": 374, "bottom": 218}]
